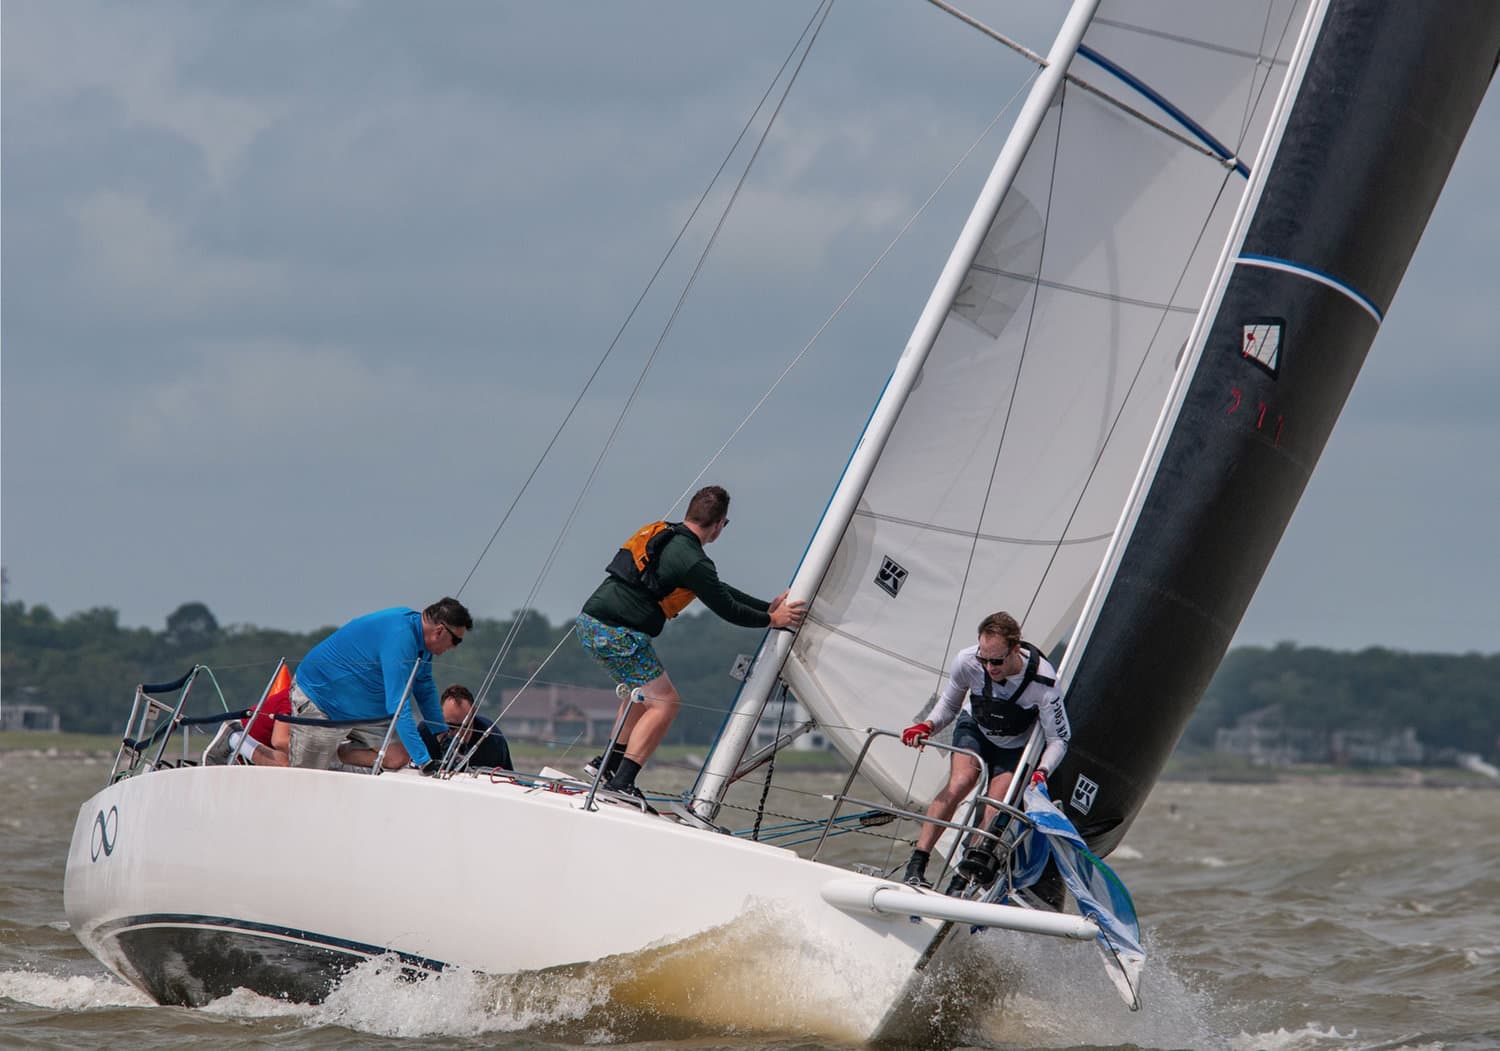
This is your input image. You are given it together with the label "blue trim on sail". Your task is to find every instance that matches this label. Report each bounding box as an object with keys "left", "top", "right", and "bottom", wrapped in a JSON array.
[
  {"left": 1076, "top": 44, "right": 1250, "bottom": 178},
  {"left": 1237, "top": 253, "right": 1384, "bottom": 322}
]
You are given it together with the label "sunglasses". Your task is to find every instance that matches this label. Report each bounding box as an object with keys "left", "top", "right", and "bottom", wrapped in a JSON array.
[
  {"left": 440, "top": 623, "right": 464, "bottom": 646},
  {"left": 975, "top": 652, "right": 1009, "bottom": 668}
]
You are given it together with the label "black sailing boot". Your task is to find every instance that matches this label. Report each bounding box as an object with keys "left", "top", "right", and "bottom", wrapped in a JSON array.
[{"left": 903, "top": 849, "right": 932, "bottom": 889}]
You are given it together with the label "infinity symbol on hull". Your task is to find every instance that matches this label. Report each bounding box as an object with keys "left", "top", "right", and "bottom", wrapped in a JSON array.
[{"left": 91, "top": 805, "right": 119, "bottom": 861}]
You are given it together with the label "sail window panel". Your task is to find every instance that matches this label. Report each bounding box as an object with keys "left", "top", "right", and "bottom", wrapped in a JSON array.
[
  {"left": 865, "top": 290, "right": 1036, "bottom": 534},
  {"left": 950, "top": 100, "right": 1060, "bottom": 341},
  {"left": 1085, "top": 0, "right": 1307, "bottom": 159}
]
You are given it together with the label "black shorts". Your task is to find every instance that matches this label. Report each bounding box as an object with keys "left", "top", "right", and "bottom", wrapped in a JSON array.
[{"left": 952, "top": 714, "right": 1025, "bottom": 779}]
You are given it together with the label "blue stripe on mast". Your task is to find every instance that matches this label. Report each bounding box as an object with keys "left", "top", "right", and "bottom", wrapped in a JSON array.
[{"left": 1076, "top": 43, "right": 1250, "bottom": 178}]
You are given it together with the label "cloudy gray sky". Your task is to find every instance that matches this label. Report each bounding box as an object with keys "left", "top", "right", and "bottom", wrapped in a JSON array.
[{"left": 3, "top": 2, "right": 1495, "bottom": 656}]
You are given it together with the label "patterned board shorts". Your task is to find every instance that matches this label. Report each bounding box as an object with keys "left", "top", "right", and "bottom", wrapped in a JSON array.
[{"left": 575, "top": 613, "right": 663, "bottom": 688}]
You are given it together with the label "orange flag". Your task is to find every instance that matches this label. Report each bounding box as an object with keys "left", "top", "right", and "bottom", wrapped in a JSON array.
[{"left": 267, "top": 663, "right": 292, "bottom": 704}]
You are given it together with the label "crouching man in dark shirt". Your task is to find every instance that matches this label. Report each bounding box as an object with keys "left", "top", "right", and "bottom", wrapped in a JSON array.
[{"left": 422, "top": 684, "right": 513, "bottom": 771}]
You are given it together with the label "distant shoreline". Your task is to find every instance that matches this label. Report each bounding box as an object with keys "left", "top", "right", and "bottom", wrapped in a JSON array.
[
  {"left": 4, "top": 735, "right": 1495, "bottom": 789},
  {"left": 1159, "top": 768, "right": 1499, "bottom": 790}
]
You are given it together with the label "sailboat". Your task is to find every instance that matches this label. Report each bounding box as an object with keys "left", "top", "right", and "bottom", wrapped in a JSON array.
[{"left": 64, "top": 1, "right": 1499, "bottom": 1044}]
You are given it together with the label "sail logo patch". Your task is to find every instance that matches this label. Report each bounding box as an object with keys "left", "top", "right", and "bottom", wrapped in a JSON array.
[
  {"left": 1070, "top": 774, "right": 1098, "bottom": 816},
  {"left": 874, "top": 556, "right": 908, "bottom": 597},
  {"left": 1240, "top": 318, "right": 1283, "bottom": 376}
]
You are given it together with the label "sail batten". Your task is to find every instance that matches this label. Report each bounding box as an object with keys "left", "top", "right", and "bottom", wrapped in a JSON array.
[
  {"left": 849, "top": 508, "right": 1113, "bottom": 548},
  {"left": 967, "top": 266, "right": 1200, "bottom": 315}
]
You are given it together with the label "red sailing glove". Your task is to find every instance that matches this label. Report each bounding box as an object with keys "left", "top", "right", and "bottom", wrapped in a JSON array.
[
  {"left": 1030, "top": 768, "right": 1048, "bottom": 786},
  {"left": 901, "top": 721, "right": 934, "bottom": 747}
]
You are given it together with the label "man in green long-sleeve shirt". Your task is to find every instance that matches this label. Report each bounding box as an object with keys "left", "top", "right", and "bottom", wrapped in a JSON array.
[{"left": 575, "top": 485, "right": 806, "bottom": 798}]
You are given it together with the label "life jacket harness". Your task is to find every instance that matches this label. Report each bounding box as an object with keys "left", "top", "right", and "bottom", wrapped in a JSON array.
[
  {"left": 606, "top": 521, "right": 699, "bottom": 618},
  {"left": 969, "top": 641, "right": 1054, "bottom": 738}
]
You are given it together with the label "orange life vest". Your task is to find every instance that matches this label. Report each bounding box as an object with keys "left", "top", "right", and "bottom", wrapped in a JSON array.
[{"left": 606, "top": 521, "right": 698, "bottom": 618}]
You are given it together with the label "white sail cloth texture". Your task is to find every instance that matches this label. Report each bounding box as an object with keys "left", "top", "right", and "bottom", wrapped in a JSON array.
[
  {"left": 781, "top": 0, "right": 1310, "bottom": 807},
  {"left": 1011, "top": 783, "right": 1144, "bottom": 1007}
]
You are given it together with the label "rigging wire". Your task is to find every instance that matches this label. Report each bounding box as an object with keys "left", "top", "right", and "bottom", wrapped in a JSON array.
[
  {"left": 451, "top": 624, "right": 578, "bottom": 771},
  {"left": 669, "top": 71, "right": 1039, "bottom": 516},
  {"left": 750, "top": 682, "right": 791, "bottom": 840},
  {"left": 458, "top": 0, "right": 838, "bottom": 729},
  {"left": 453, "top": 0, "right": 836, "bottom": 603}
]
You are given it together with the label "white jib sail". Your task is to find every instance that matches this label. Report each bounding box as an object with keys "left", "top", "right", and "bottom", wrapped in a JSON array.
[{"left": 759, "top": 0, "right": 1313, "bottom": 810}]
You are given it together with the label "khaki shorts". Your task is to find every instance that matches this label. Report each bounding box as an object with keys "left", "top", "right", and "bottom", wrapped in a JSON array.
[{"left": 287, "top": 682, "right": 392, "bottom": 770}]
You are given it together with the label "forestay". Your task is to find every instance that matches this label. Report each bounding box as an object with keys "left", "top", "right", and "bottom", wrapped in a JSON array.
[{"left": 779, "top": 0, "right": 1310, "bottom": 807}]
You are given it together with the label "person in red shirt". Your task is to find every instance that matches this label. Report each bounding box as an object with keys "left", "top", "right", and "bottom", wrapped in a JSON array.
[
  {"left": 234, "top": 680, "right": 292, "bottom": 766},
  {"left": 207, "top": 667, "right": 293, "bottom": 767}
]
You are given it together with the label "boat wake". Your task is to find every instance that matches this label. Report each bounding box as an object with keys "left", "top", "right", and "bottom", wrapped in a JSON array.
[
  {"left": 3, "top": 905, "right": 1231, "bottom": 1049},
  {"left": 5, "top": 902, "right": 914, "bottom": 1042},
  {"left": 309, "top": 901, "right": 919, "bottom": 1043}
]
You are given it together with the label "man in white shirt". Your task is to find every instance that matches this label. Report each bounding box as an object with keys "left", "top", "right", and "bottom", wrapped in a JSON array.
[{"left": 898, "top": 611, "right": 1070, "bottom": 890}]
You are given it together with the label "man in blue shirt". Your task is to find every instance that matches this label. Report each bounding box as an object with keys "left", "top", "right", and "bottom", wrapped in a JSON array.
[{"left": 288, "top": 597, "right": 473, "bottom": 772}]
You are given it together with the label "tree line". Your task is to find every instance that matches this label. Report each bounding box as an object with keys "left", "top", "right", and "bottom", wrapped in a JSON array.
[
  {"left": 3, "top": 600, "right": 1496, "bottom": 760},
  {"left": 0, "top": 599, "right": 757, "bottom": 745},
  {"left": 1182, "top": 641, "right": 1499, "bottom": 760}
]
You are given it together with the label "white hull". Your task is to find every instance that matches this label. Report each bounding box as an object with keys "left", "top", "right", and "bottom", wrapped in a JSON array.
[{"left": 65, "top": 766, "right": 1015, "bottom": 1042}]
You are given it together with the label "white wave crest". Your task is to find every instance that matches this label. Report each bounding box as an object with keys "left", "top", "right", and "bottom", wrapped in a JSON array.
[
  {"left": 313, "top": 955, "right": 509, "bottom": 1038},
  {"left": 200, "top": 986, "right": 318, "bottom": 1020},
  {"left": 1230, "top": 1022, "right": 1354, "bottom": 1050},
  {"left": 0, "top": 969, "right": 153, "bottom": 1011}
]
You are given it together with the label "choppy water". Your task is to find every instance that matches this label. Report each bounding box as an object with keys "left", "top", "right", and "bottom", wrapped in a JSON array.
[{"left": 3, "top": 752, "right": 1497, "bottom": 1050}]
